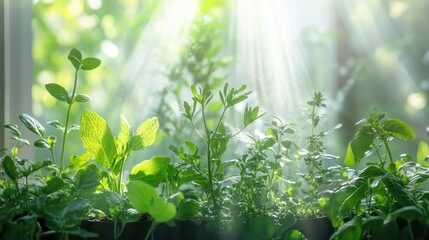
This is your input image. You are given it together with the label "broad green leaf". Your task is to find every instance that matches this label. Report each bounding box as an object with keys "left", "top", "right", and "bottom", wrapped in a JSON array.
[
  {"left": 2, "top": 156, "right": 19, "bottom": 180},
  {"left": 351, "top": 126, "right": 374, "bottom": 161},
  {"left": 45, "top": 83, "right": 69, "bottom": 103},
  {"left": 80, "top": 110, "right": 116, "bottom": 169},
  {"left": 127, "top": 180, "right": 158, "bottom": 213},
  {"left": 175, "top": 199, "right": 200, "bottom": 221},
  {"left": 116, "top": 116, "right": 131, "bottom": 156},
  {"left": 344, "top": 142, "right": 355, "bottom": 167},
  {"left": 383, "top": 119, "right": 415, "bottom": 140},
  {"left": 357, "top": 166, "right": 385, "bottom": 178},
  {"left": 74, "top": 94, "right": 91, "bottom": 102},
  {"left": 384, "top": 206, "right": 425, "bottom": 223},
  {"left": 149, "top": 199, "right": 176, "bottom": 222},
  {"left": 68, "top": 48, "right": 82, "bottom": 69},
  {"left": 91, "top": 189, "right": 125, "bottom": 216},
  {"left": 4, "top": 124, "right": 21, "bottom": 137},
  {"left": 131, "top": 117, "right": 159, "bottom": 150},
  {"left": 81, "top": 57, "right": 101, "bottom": 70},
  {"left": 330, "top": 218, "right": 362, "bottom": 240},
  {"left": 74, "top": 164, "right": 100, "bottom": 192},
  {"left": 128, "top": 180, "right": 177, "bottom": 222},
  {"left": 327, "top": 178, "right": 367, "bottom": 228},
  {"left": 130, "top": 156, "right": 170, "bottom": 187},
  {"left": 19, "top": 114, "right": 46, "bottom": 138},
  {"left": 417, "top": 141, "right": 429, "bottom": 165},
  {"left": 43, "top": 176, "right": 66, "bottom": 195}
]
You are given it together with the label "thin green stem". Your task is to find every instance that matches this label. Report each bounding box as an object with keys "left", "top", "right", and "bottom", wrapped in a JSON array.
[
  {"left": 201, "top": 104, "right": 218, "bottom": 210},
  {"left": 267, "top": 135, "right": 282, "bottom": 198},
  {"left": 144, "top": 221, "right": 158, "bottom": 240},
  {"left": 383, "top": 139, "right": 394, "bottom": 166},
  {"left": 118, "top": 156, "right": 126, "bottom": 194},
  {"left": 49, "top": 147, "right": 56, "bottom": 166},
  {"left": 59, "top": 69, "right": 79, "bottom": 174}
]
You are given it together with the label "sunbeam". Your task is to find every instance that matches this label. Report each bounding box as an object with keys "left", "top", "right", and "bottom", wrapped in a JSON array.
[
  {"left": 121, "top": 0, "right": 198, "bottom": 119},
  {"left": 232, "top": 0, "right": 313, "bottom": 122}
]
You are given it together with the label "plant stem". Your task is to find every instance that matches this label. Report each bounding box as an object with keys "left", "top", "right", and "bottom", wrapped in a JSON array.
[
  {"left": 118, "top": 156, "right": 126, "bottom": 194},
  {"left": 383, "top": 139, "right": 394, "bottom": 171},
  {"left": 144, "top": 221, "right": 157, "bottom": 240},
  {"left": 59, "top": 69, "right": 79, "bottom": 174},
  {"left": 49, "top": 147, "right": 56, "bottom": 166},
  {"left": 201, "top": 104, "right": 218, "bottom": 210}
]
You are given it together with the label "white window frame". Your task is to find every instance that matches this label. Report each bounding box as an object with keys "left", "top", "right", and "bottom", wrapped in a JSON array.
[{"left": 2, "top": 0, "right": 33, "bottom": 158}]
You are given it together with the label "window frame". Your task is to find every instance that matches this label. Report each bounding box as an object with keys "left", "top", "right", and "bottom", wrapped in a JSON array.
[{"left": 1, "top": 0, "right": 33, "bottom": 158}]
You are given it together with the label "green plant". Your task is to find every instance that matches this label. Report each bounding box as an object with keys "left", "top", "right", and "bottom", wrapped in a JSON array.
[
  {"left": 229, "top": 117, "right": 305, "bottom": 239},
  {"left": 296, "top": 92, "right": 342, "bottom": 217},
  {"left": 45, "top": 48, "right": 100, "bottom": 174},
  {"left": 170, "top": 83, "right": 264, "bottom": 225},
  {"left": 327, "top": 110, "right": 429, "bottom": 239},
  {"left": 0, "top": 48, "right": 103, "bottom": 239},
  {"left": 0, "top": 125, "right": 99, "bottom": 239}
]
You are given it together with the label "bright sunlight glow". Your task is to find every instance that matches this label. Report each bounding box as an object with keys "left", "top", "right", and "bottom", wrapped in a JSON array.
[
  {"left": 232, "top": 0, "right": 313, "bottom": 121},
  {"left": 122, "top": 0, "right": 198, "bottom": 118}
]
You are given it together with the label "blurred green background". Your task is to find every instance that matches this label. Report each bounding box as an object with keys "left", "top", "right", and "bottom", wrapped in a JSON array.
[{"left": 32, "top": 0, "right": 429, "bottom": 169}]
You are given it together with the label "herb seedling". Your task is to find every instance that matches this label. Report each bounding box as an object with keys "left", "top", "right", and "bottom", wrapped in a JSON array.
[{"left": 172, "top": 83, "right": 264, "bottom": 220}]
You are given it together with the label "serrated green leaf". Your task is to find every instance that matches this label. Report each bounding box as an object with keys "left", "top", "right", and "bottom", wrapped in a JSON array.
[
  {"left": 74, "top": 164, "right": 100, "bottom": 192},
  {"left": 19, "top": 114, "right": 46, "bottom": 138},
  {"left": 417, "top": 141, "right": 429, "bottom": 165},
  {"left": 69, "top": 153, "right": 91, "bottom": 171},
  {"left": 81, "top": 57, "right": 101, "bottom": 70},
  {"left": 45, "top": 83, "right": 70, "bottom": 103},
  {"left": 74, "top": 94, "right": 92, "bottom": 103},
  {"left": 383, "top": 119, "right": 415, "bottom": 140},
  {"left": 68, "top": 48, "right": 82, "bottom": 69},
  {"left": 131, "top": 117, "right": 159, "bottom": 150},
  {"left": 43, "top": 176, "right": 66, "bottom": 195},
  {"left": 130, "top": 156, "right": 170, "bottom": 187},
  {"left": 80, "top": 110, "right": 116, "bottom": 169}
]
